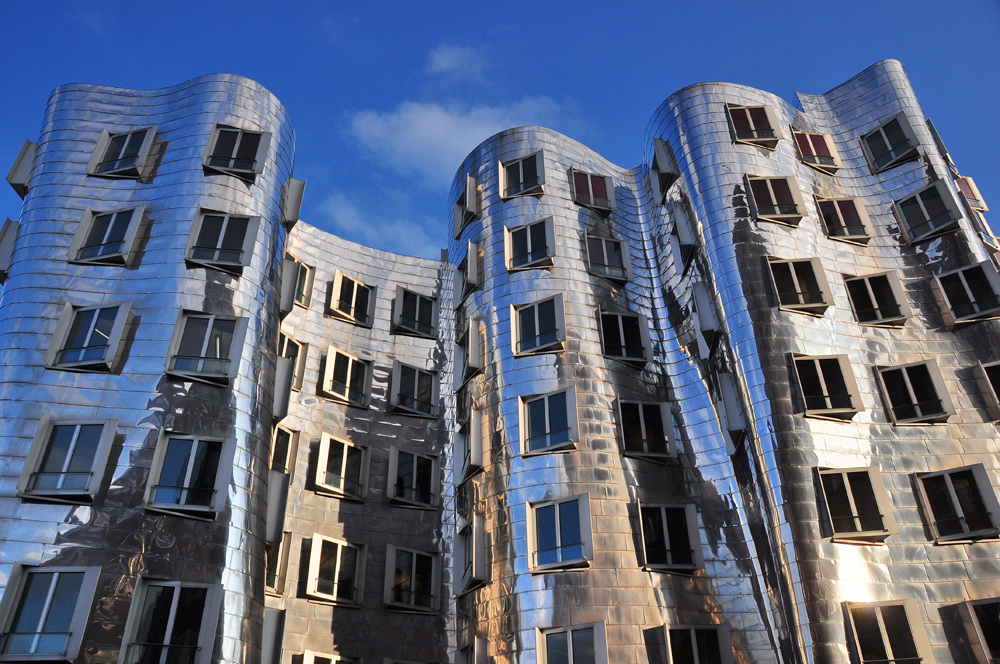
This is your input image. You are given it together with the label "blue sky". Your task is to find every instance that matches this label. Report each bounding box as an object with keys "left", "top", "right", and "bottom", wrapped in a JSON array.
[{"left": 1, "top": 1, "right": 998, "bottom": 259}]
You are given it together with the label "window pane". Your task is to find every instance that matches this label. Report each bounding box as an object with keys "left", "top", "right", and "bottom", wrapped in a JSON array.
[
  {"left": 234, "top": 132, "right": 261, "bottom": 162},
  {"left": 548, "top": 392, "right": 568, "bottom": 441},
  {"left": 571, "top": 627, "right": 596, "bottom": 664},
  {"left": 535, "top": 504, "right": 557, "bottom": 565},
  {"left": 206, "top": 319, "right": 236, "bottom": 359},
  {"left": 546, "top": 631, "right": 569, "bottom": 664},
  {"left": 324, "top": 440, "right": 346, "bottom": 489},
  {"left": 880, "top": 605, "right": 918, "bottom": 661},
  {"left": 574, "top": 172, "right": 591, "bottom": 200},
  {"left": 641, "top": 506, "right": 668, "bottom": 565},
  {"left": 511, "top": 227, "right": 528, "bottom": 264},
  {"left": 316, "top": 539, "right": 338, "bottom": 596},
  {"left": 212, "top": 130, "right": 239, "bottom": 158},
  {"left": 195, "top": 215, "right": 225, "bottom": 250},
  {"left": 974, "top": 602, "right": 1000, "bottom": 658},
  {"left": 794, "top": 132, "right": 812, "bottom": 156},
  {"left": 527, "top": 398, "right": 548, "bottom": 449},
  {"left": 529, "top": 222, "right": 547, "bottom": 257},
  {"left": 156, "top": 438, "right": 193, "bottom": 505},
  {"left": 665, "top": 507, "right": 692, "bottom": 565},
  {"left": 337, "top": 546, "right": 357, "bottom": 601},
  {"left": 188, "top": 440, "right": 221, "bottom": 505},
  {"left": 729, "top": 107, "right": 751, "bottom": 133},
  {"left": 170, "top": 587, "right": 207, "bottom": 648},
  {"left": 695, "top": 629, "right": 722, "bottom": 664},
  {"left": 669, "top": 629, "right": 695, "bottom": 664},
  {"left": 135, "top": 585, "right": 174, "bottom": 646},
  {"left": 558, "top": 499, "right": 582, "bottom": 560},
  {"left": 809, "top": 134, "right": 832, "bottom": 158},
  {"left": 951, "top": 470, "right": 990, "bottom": 531},
  {"left": 748, "top": 107, "right": 769, "bottom": 130},
  {"left": 65, "top": 309, "right": 97, "bottom": 350},
  {"left": 521, "top": 155, "right": 537, "bottom": 187},
  {"left": 847, "top": 471, "right": 884, "bottom": 533},
  {"left": 852, "top": 606, "right": 890, "bottom": 662},
  {"left": 220, "top": 216, "right": 248, "bottom": 252},
  {"left": 590, "top": 176, "right": 607, "bottom": 203}
]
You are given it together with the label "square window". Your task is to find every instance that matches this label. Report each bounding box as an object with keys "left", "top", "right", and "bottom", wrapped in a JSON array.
[
  {"left": 390, "top": 362, "right": 439, "bottom": 418},
  {"left": 0, "top": 565, "right": 101, "bottom": 662},
  {"left": 639, "top": 503, "right": 701, "bottom": 571},
  {"left": 383, "top": 544, "right": 440, "bottom": 612},
  {"left": 68, "top": 206, "right": 144, "bottom": 265},
  {"left": 388, "top": 447, "right": 438, "bottom": 508},
  {"left": 792, "top": 129, "right": 841, "bottom": 173},
  {"left": 453, "top": 174, "right": 481, "bottom": 238},
  {"left": 45, "top": 302, "right": 131, "bottom": 373},
  {"left": 186, "top": 210, "right": 260, "bottom": 274},
  {"left": 264, "top": 531, "right": 291, "bottom": 595},
  {"left": 767, "top": 257, "right": 831, "bottom": 315},
  {"left": 505, "top": 218, "right": 555, "bottom": 270},
  {"left": 146, "top": 433, "right": 235, "bottom": 516},
  {"left": 893, "top": 179, "right": 962, "bottom": 243},
  {"left": 270, "top": 427, "right": 298, "bottom": 475},
  {"left": 844, "top": 600, "right": 933, "bottom": 664},
  {"left": 321, "top": 346, "right": 371, "bottom": 407},
  {"left": 816, "top": 197, "right": 873, "bottom": 243},
  {"left": 529, "top": 494, "right": 593, "bottom": 571},
  {"left": 877, "top": 360, "right": 953, "bottom": 424},
  {"left": 17, "top": 417, "right": 117, "bottom": 502},
  {"left": 278, "top": 333, "right": 307, "bottom": 390},
  {"left": 538, "top": 623, "right": 608, "bottom": 664},
  {"left": 306, "top": 535, "right": 365, "bottom": 604},
  {"left": 458, "top": 317, "right": 486, "bottom": 386},
  {"left": 725, "top": 104, "right": 782, "bottom": 149},
  {"left": 512, "top": 295, "right": 565, "bottom": 356},
  {"left": 328, "top": 270, "right": 376, "bottom": 327},
  {"left": 618, "top": 401, "right": 674, "bottom": 459},
  {"left": 203, "top": 124, "right": 270, "bottom": 180},
  {"left": 520, "top": 387, "right": 578, "bottom": 455},
  {"left": 746, "top": 176, "right": 806, "bottom": 225},
  {"left": 457, "top": 513, "right": 487, "bottom": 593},
  {"left": 570, "top": 169, "right": 614, "bottom": 212},
  {"left": 845, "top": 272, "right": 909, "bottom": 325},
  {"left": 166, "top": 312, "right": 247, "bottom": 385},
  {"left": 861, "top": 114, "right": 920, "bottom": 173},
  {"left": 391, "top": 286, "right": 437, "bottom": 338},
  {"left": 665, "top": 627, "right": 731, "bottom": 664},
  {"left": 500, "top": 152, "right": 545, "bottom": 198},
  {"left": 818, "top": 467, "right": 897, "bottom": 542},
  {"left": 86, "top": 126, "right": 157, "bottom": 178},
  {"left": 955, "top": 175, "right": 989, "bottom": 212},
  {"left": 792, "top": 354, "right": 862, "bottom": 419},
  {"left": 457, "top": 408, "right": 486, "bottom": 482},
  {"left": 586, "top": 234, "right": 631, "bottom": 284},
  {"left": 933, "top": 261, "right": 1000, "bottom": 325},
  {"left": 961, "top": 599, "right": 1000, "bottom": 664},
  {"left": 916, "top": 464, "right": 1000, "bottom": 542},
  {"left": 599, "top": 310, "right": 651, "bottom": 365},
  {"left": 120, "top": 580, "right": 222, "bottom": 664},
  {"left": 316, "top": 432, "right": 368, "bottom": 499},
  {"left": 456, "top": 240, "right": 484, "bottom": 302}
]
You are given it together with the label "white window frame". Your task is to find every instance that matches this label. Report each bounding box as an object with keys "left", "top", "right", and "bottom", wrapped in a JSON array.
[
  {"left": 916, "top": 464, "right": 1000, "bottom": 542},
  {"left": 87, "top": 125, "right": 157, "bottom": 179},
  {"left": 453, "top": 173, "right": 480, "bottom": 238},
  {"left": 17, "top": 416, "right": 117, "bottom": 502},
  {"left": 321, "top": 346, "right": 371, "bottom": 408},
  {"left": 388, "top": 447, "right": 439, "bottom": 509},
  {"left": 316, "top": 432, "right": 369, "bottom": 500},
  {"left": 459, "top": 316, "right": 486, "bottom": 386},
  {"left": 877, "top": 360, "right": 954, "bottom": 424},
  {"left": 844, "top": 600, "right": 934, "bottom": 664},
  {"left": 663, "top": 625, "right": 733, "bottom": 664},
  {"left": 725, "top": 104, "right": 782, "bottom": 149},
  {"left": 977, "top": 361, "right": 1000, "bottom": 421},
  {"left": 528, "top": 494, "right": 593, "bottom": 572},
  {"left": 285, "top": 255, "right": 315, "bottom": 308},
  {"left": 328, "top": 270, "right": 376, "bottom": 328},
  {"left": 165, "top": 311, "right": 248, "bottom": 386},
  {"left": 457, "top": 407, "right": 486, "bottom": 482},
  {"left": 144, "top": 431, "right": 237, "bottom": 517},
  {"left": 456, "top": 239, "right": 483, "bottom": 302},
  {"left": 45, "top": 302, "right": 131, "bottom": 373},
  {"left": 391, "top": 286, "right": 437, "bottom": 338},
  {"left": 893, "top": 179, "right": 962, "bottom": 243},
  {"left": 585, "top": 233, "right": 632, "bottom": 284},
  {"left": 791, "top": 354, "right": 862, "bottom": 419},
  {"left": 456, "top": 513, "right": 487, "bottom": 594},
  {"left": 306, "top": 534, "right": 366, "bottom": 605},
  {"left": 499, "top": 152, "right": 545, "bottom": 199},
  {"left": 860, "top": 113, "right": 920, "bottom": 173},
  {"left": 537, "top": 622, "right": 608, "bottom": 664},
  {"left": 270, "top": 426, "right": 298, "bottom": 475},
  {"left": 278, "top": 333, "right": 307, "bottom": 390},
  {"left": 68, "top": 205, "right": 145, "bottom": 266},
  {"left": 118, "top": 579, "right": 223, "bottom": 664},
  {"left": 505, "top": 218, "right": 555, "bottom": 271},
  {"left": 185, "top": 210, "right": 260, "bottom": 274},
  {"left": 745, "top": 175, "right": 806, "bottom": 225},
  {"left": 390, "top": 361, "right": 439, "bottom": 418},
  {"left": 598, "top": 310, "right": 651, "bottom": 366},
  {"left": 202, "top": 123, "right": 271, "bottom": 180},
  {"left": 844, "top": 272, "right": 910, "bottom": 326},
  {"left": 815, "top": 196, "right": 874, "bottom": 244},
  {"left": 617, "top": 400, "right": 675, "bottom": 460},
  {"left": 638, "top": 502, "right": 702, "bottom": 572},
  {"left": 933, "top": 260, "right": 1000, "bottom": 325},
  {"left": 264, "top": 531, "right": 291, "bottom": 595},
  {"left": 511, "top": 294, "right": 565, "bottom": 356},
  {"left": 569, "top": 168, "right": 615, "bottom": 212},
  {"left": 818, "top": 467, "right": 898, "bottom": 543},
  {"left": 519, "top": 386, "right": 579, "bottom": 456},
  {"left": 767, "top": 257, "right": 831, "bottom": 315},
  {"left": 791, "top": 129, "right": 842, "bottom": 174},
  {"left": 955, "top": 174, "right": 989, "bottom": 212},
  {"left": 383, "top": 544, "right": 440, "bottom": 612}
]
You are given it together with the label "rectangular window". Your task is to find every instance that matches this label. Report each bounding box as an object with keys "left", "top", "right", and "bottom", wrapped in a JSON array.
[
  {"left": 203, "top": 124, "right": 270, "bottom": 180},
  {"left": 459, "top": 317, "right": 486, "bottom": 385},
  {"left": 392, "top": 286, "right": 436, "bottom": 338},
  {"left": 639, "top": 503, "right": 700, "bottom": 571},
  {"left": 845, "top": 272, "right": 909, "bottom": 325},
  {"left": 539, "top": 623, "right": 608, "bottom": 664},
  {"left": 306, "top": 535, "right": 365, "bottom": 604},
  {"left": 956, "top": 175, "right": 988, "bottom": 212},
  {"left": 146, "top": 434, "right": 234, "bottom": 516},
  {"left": 17, "top": 417, "right": 117, "bottom": 502},
  {"left": 316, "top": 432, "right": 368, "bottom": 499},
  {"left": 599, "top": 311, "right": 650, "bottom": 365},
  {"left": 46, "top": 302, "right": 131, "bottom": 373},
  {"left": 818, "top": 467, "right": 897, "bottom": 542},
  {"left": 456, "top": 240, "right": 483, "bottom": 302},
  {"left": 767, "top": 258, "right": 831, "bottom": 314},
  {"left": 278, "top": 333, "right": 307, "bottom": 390},
  {"left": 505, "top": 218, "right": 555, "bottom": 270},
  {"left": 619, "top": 401, "right": 674, "bottom": 459},
  {"left": 321, "top": 346, "right": 371, "bottom": 407},
  {"left": 725, "top": 104, "right": 781, "bottom": 149},
  {"left": 845, "top": 600, "right": 932, "bottom": 664},
  {"left": 816, "top": 197, "right": 872, "bottom": 243},
  {"left": 390, "top": 362, "right": 438, "bottom": 418},
  {"left": 862, "top": 115, "right": 919, "bottom": 173},
  {"left": 457, "top": 637, "right": 487, "bottom": 664},
  {"left": 917, "top": 464, "right": 1000, "bottom": 542},
  {"left": 792, "top": 355, "right": 862, "bottom": 418},
  {"left": 186, "top": 211, "right": 259, "bottom": 274},
  {"left": 586, "top": 235, "right": 631, "bottom": 283},
  {"left": 500, "top": 152, "right": 545, "bottom": 198},
  {"left": 457, "top": 408, "right": 485, "bottom": 482},
  {"left": 964, "top": 599, "right": 1000, "bottom": 664},
  {"left": 166, "top": 313, "right": 246, "bottom": 385},
  {"left": 746, "top": 176, "right": 805, "bottom": 224},
  {"left": 877, "top": 360, "right": 953, "bottom": 424},
  {"left": 513, "top": 295, "right": 565, "bottom": 355},
  {"left": 978, "top": 361, "right": 1000, "bottom": 421},
  {"left": 934, "top": 261, "right": 1000, "bottom": 324},
  {"left": 792, "top": 129, "right": 841, "bottom": 173},
  {"left": 284, "top": 256, "right": 314, "bottom": 308},
  {"left": 270, "top": 427, "right": 298, "bottom": 475},
  {"left": 388, "top": 448, "right": 438, "bottom": 508},
  {"left": 529, "top": 495, "right": 592, "bottom": 571},
  {"left": 666, "top": 627, "right": 729, "bottom": 664},
  {"left": 520, "top": 387, "right": 578, "bottom": 455},
  {"left": 453, "top": 174, "right": 480, "bottom": 237},
  {"left": 384, "top": 545, "right": 439, "bottom": 611},
  {"left": 122, "top": 580, "right": 222, "bottom": 664},
  {"left": 570, "top": 169, "right": 614, "bottom": 212},
  {"left": 328, "top": 270, "right": 375, "bottom": 327},
  {"left": 457, "top": 514, "right": 487, "bottom": 593},
  {"left": 87, "top": 126, "right": 157, "bottom": 178},
  {"left": 894, "top": 179, "right": 961, "bottom": 242},
  {"left": 68, "top": 206, "right": 144, "bottom": 265},
  {"left": 264, "top": 531, "right": 291, "bottom": 594}
]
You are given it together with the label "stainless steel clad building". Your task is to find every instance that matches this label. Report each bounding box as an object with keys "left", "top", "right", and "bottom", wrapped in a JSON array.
[{"left": 1, "top": 60, "right": 998, "bottom": 664}]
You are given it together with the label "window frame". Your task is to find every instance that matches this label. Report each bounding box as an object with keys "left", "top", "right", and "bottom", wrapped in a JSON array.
[
  {"left": 391, "top": 285, "right": 437, "bottom": 338},
  {"left": 725, "top": 104, "right": 782, "bottom": 149},
  {"left": 791, "top": 354, "right": 863, "bottom": 419},
  {"left": 959, "top": 598, "right": 1000, "bottom": 664},
  {"left": 286, "top": 255, "right": 315, "bottom": 308},
  {"left": 649, "top": 137, "right": 679, "bottom": 205},
  {"left": 270, "top": 426, "right": 298, "bottom": 476},
  {"left": 815, "top": 196, "right": 874, "bottom": 244},
  {"left": 86, "top": 125, "right": 158, "bottom": 179},
  {"left": 977, "top": 361, "right": 1000, "bottom": 421},
  {"left": 791, "top": 129, "right": 842, "bottom": 174},
  {"left": 17, "top": 416, "right": 117, "bottom": 503},
  {"left": 456, "top": 407, "right": 486, "bottom": 483},
  {"left": 817, "top": 467, "right": 898, "bottom": 543},
  {"left": 45, "top": 302, "right": 131, "bottom": 373},
  {"left": 766, "top": 257, "right": 831, "bottom": 315},
  {"left": 511, "top": 294, "right": 566, "bottom": 356},
  {"left": 537, "top": 622, "right": 608, "bottom": 664},
  {"left": 617, "top": 400, "right": 675, "bottom": 460},
  {"left": 453, "top": 174, "right": 480, "bottom": 238},
  {"left": 145, "top": 431, "right": 236, "bottom": 518},
  {"left": 844, "top": 272, "right": 910, "bottom": 326},
  {"left": 662, "top": 625, "right": 733, "bottom": 664},
  {"left": 328, "top": 270, "right": 376, "bottom": 328},
  {"left": 185, "top": 210, "right": 260, "bottom": 275},
  {"left": 505, "top": 218, "right": 555, "bottom": 271},
  {"left": 118, "top": 579, "right": 223, "bottom": 664},
  {"left": 456, "top": 513, "right": 487, "bottom": 594},
  {"left": 165, "top": 311, "right": 248, "bottom": 386},
  {"left": 458, "top": 316, "right": 487, "bottom": 386},
  {"left": 915, "top": 464, "right": 1000, "bottom": 543},
  {"left": 876, "top": 360, "right": 954, "bottom": 424},
  {"left": 745, "top": 175, "right": 806, "bottom": 225},
  {"left": 321, "top": 346, "right": 372, "bottom": 408},
  {"left": 387, "top": 447, "right": 439, "bottom": 509},
  {"left": 305, "top": 534, "right": 366, "bottom": 605},
  {"left": 932, "top": 260, "right": 1000, "bottom": 325},
  {"left": 569, "top": 168, "right": 615, "bottom": 213},
  {"left": 528, "top": 494, "right": 593, "bottom": 572},
  {"left": 598, "top": 309, "right": 652, "bottom": 366},
  {"left": 638, "top": 502, "right": 702, "bottom": 572},
  {"left": 68, "top": 205, "right": 145, "bottom": 266},
  {"left": 202, "top": 123, "right": 271, "bottom": 181},
  {"left": 264, "top": 531, "right": 292, "bottom": 596},
  {"left": 519, "top": 386, "right": 579, "bottom": 456},
  {"left": 893, "top": 179, "right": 962, "bottom": 243},
  {"left": 499, "top": 152, "right": 545, "bottom": 199},
  {"left": 383, "top": 544, "right": 440, "bottom": 613},
  {"left": 585, "top": 233, "right": 632, "bottom": 284},
  {"left": 955, "top": 174, "right": 989, "bottom": 212},
  {"left": 843, "top": 599, "right": 934, "bottom": 664},
  {"left": 278, "top": 332, "right": 308, "bottom": 391},
  {"left": 316, "top": 432, "right": 369, "bottom": 500},
  {"left": 860, "top": 113, "right": 920, "bottom": 174},
  {"left": 456, "top": 239, "right": 483, "bottom": 302},
  {"left": 389, "top": 361, "right": 439, "bottom": 419}
]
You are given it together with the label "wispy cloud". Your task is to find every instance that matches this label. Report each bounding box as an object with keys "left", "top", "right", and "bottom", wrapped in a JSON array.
[
  {"left": 424, "top": 44, "right": 486, "bottom": 82},
  {"left": 318, "top": 191, "right": 441, "bottom": 259}
]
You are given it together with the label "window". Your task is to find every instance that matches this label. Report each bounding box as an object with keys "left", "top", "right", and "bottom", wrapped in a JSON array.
[
  {"left": 570, "top": 169, "right": 614, "bottom": 212},
  {"left": 818, "top": 467, "right": 897, "bottom": 542},
  {"left": 270, "top": 427, "right": 298, "bottom": 475},
  {"left": 264, "top": 532, "right": 291, "bottom": 594},
  {"left": 121, "top": 580, "right": 222, "bottom": 664},
  {"left": 538, "top": 623, "right": 607, "bottom": 664},
  {"left": 520, "top": 387, "right": 578, "bottom": 455},
  {"left": 321, "top": 346, "right": 371, "bottom": 407},
  {"left": 457, "top": 637, "right": 488, "bottom": 664},
  {"left": 388, "top": 447, "right": 438, "bottom": 508},
  {"left": 456, "top": 240, "right": 483, "bottom": 302},
  {"left": 816, "top": 197, "right": 873, "bottom": 243},
  {"left": 457, "top": 408, "right": 486, "bottom": 482},
  {"left": 392, "top": 286, "right": 436, "bottom": 338},
  {"left": 861, "top": 114, "right": 919, "bottom": 173},
  {"left": 453, "top": 174, "right": 480, "bottom": 237},
  {"left": 978, "top": 361, "right": 1000, "bottom": 421},
  {"left": 87, "top": 126, "right": 157, "bottom": 178},
  {"left": 725, "top": 104, "right": 781, "bottom": 149},
  {"left": 306, "top": 535, "right": 365, "bottom": 604},
  {"left": 961, "top": 599, "right": 1000, "bottom": 664},
  {"left": 500, "top": 152, "right": 545, "bottom": 198},
  {"left": 283, "top": 256, "right": 314, "bottom": 308},
  {"left": 384, "top": 545, "right": 439, "bottom": 611},
  {"left": 512, "top": 295, "right": 565, "bottom": 355},
  {"left": 459, "top": 317, "right": 486, "bottom": 385},
  {"left": 328, "top": 270, "right": 375, "bottom": 327},
  {"left": 767, "top": 258, "right": 831, "bottom": 314},
  {"left": 166, "top": 313, "right": 247, "bottom": 385},
  {"left": 877, "top": 361, "right": 953, "bottom": 424},
  {"left": 664, "top": 627, "right": 731, "bottom": 664},
  {"left": 146, "top": 433, "right": 235, "bottom": 516},
  {"left": 186, "top": 211, "right": 260, "bottom": 274},
  {"left": 529, "top": 495, "right": 592, "bottom": 571},
  {"left": 505, "top": 218, "right": 554, "bottom": 270},
  {"left": 316, "top": 432, "right": 368, "bottom": 499},
  {"left": 845, "top": 272, "right": 909, "bottom": 325},
  {"left": 650, "top": 138, "right": 679, "bottom": 204},
  {"left": 792, "top": 129, "right": 841, "bottom": 173},
  {"left": 746, "top": 176, "right": 806, "bottom": 225},
  {"left": 599, "top": 311, "right": 651, "bottom": 365},
  {"left": 792, "top": 355, "right": 862, "bottom": 419},
  {"left": 68, "top": 206, "right": 144, "bottom": 265},
  {"left": 303, "top": 652, "right": 355, "bottom": 664},
  {"left": 390, "top": 362, "right": 438, "bottom": 418},
  {"left": 955, "top": 175, "right": 988, "bottom": 212},
  {"left": 916, "top": 464, "right": 1000, "bottom": 542},
  {"left": 46, "top": 302, "right": 131, "bottom": 373},
  {"left": 586, "top": 235, "right": 631, "bottom": 284},
  {"left": 639, "top": 503, "right": 700, "bottom": 571},
  {"left": 17, "top": 417, "right": 117, "bottom": 502},
  {"left": 844, "top": 600, "right": 933, "bottom": 664},
  {"left": 203, "top": 124, "right": 270, "bottom": 180},
  {"left": 457, "top": 514, "right": 487, "bottom": 593},
  {"left": 934, "top": 261, "right": 1000, "bottom": 324},
  {"left": 278, "top": 333, "right": 307, "bottom": 390},
  {"left": 618, "top": 401, "right": 674, "bottom": 459},
  {"left": 893, "top": 179, "right": 961, "bottom": 243}
]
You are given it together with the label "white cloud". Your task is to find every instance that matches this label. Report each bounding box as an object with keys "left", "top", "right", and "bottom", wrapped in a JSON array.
[
  {"left": 318, "top": 191, "right": 442, "bottom": 260},
  {"left": 425, "top": 44, "right": 486, "bottom": 81}
]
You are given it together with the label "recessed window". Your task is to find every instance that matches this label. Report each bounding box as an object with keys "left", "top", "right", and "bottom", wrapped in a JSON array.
[
  {"left": 459, "top": 317, "right": 486, "bottom": 385},
  {"left": 278, "top": 333, "right": 307, "bottom": 390},
  {"left": 122, "top": 579, "right": 222, "bottom": 664},
  {"left": 500, "top": 152, "right": 545, "bottom": 198},
  {"left": 845, "top": 272, "right": 909, "bottom": 325},
  {"left": 955, "top": 175, "right": 989, "bottom": 212},
  {"left": 328, "top": 270, "right": 375, "bottom": 327},
  {"left": 186, "top": 211, "right": 259, "bottom": 274},
  {"left": 639, "top": 503, "right": 700, "bottom": 571},
  {"left": 203, "top": 124, "right": 270, "bottom": 180},
  {"left": 618, "top": 401, "right": 674, "bottom": 459},
  {"left": 316, "top": 432, "right": 368, "bottom": 499},
  {"left": 321, "top": 346, "right": 371, "bottom": 407},
  {"left": 384, "top": 544, "right": 439, "bottom": 612},
  {"left": 390, "top": 362, "right": 438, "bottom": 418},
  {"left": 844, "top": 600, "right": 933, "bottom": 664},
  {"left": 146, "top": 433, "right": 235, "bottom": 516},
  {"left": 792, "top": 355, "right": 862, "bottom": 419},
  {"left": 746, "top": 176, "right": 805, "bottom": 225},
  {"left": 666, "top": 627, "right": 730, "bottom": 664},
  {"left": 933, "top": 261, "right": 1000, "bottom": 325},
  {"left": 306, "top": 534, "right": 365, "bottom": 604},
  {"left": 877, "top": 360, "right": 953, "bottom": 424},
  {"left": 457, "top": 408, "right": 485, "bottom": 482},
  {"left": 453, "top": 174, "right": 480, "bottom": 238},
  {"left": 456, "top": 240, "right": 484, "bottom": 302},
  {"left": 816, "top": 197, "right": 873, "bottom": 243},
  {"left": 520, "top": 387, "right": 578, "bottom": 455},
  {"left": 893, "top": 179, "right": 961, "bottom": 243},
  {"left": 818, "top": 467, "right": 897, "bottom": 542},
  {"left": 962, "top": 599, "right": 1000, "bottom": 664},
  {"left": 388, "top": 447, "right": 438, "bottom": 508},
  {"left": 166, "top": 312, "right": 247, "bottom": 385},
  {"left": 570, "top": 169, "right": 614, "bottom": 212},
  {"left": 725, "top": 104, "right": 781, "bottom": 149},
  {"left": 767, "top": 258, "right": 831, "bottom": 314},
  {"left": 513, "top": 295, "right": 565, "bottom": 355},
  {"left": 505, "top": 218, "right": 555, "bottom": 270},
  {"left": 87, "top": 126, "right": 157, "bottom": 178},
  {"left": 792, "top": 129, "right": 841, "bottom": 173},
  {"left": 978, "top": 361, "right": 1000, "bottom": 421},
  {"left": 392, "top": 286, "right": 437, "bottom": 338},
  {"left": 270, "top": 427, "right": 298, "bottom": 475},
  {"left": 599, "top": 311, "right": 651, "bottom": 365},
  {"left": 916, "top": 464, "right": 1000, "bottom": 542},
  {"left": 68, "top": 206, "right": 144, "bottom": 265},
  {"left": 586, "top": 234, "right": 631, "bottom": 284},
  {"left": 861, "top": 114, "right": 919, "bottom": 173},
  {"left": 286, "top": 255, "right": 314, "bottom": 308},
  {"left": 529, "top": 494, "right": 592, "bottom": 571},
  {"left": 17, "top": 417, "right": 117, "bottom": 502},
  {"left": 538, "top": 623, "right": 608, "bottom": 664},
  {"left": 46, "top": 302, "right": 131, "bottom": 373},
  {"left": 457, "top": 514, "right": 486, "bottom": 593},
  {"left": 264, "top": 531, "right": 291, "bottom": 595}
]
